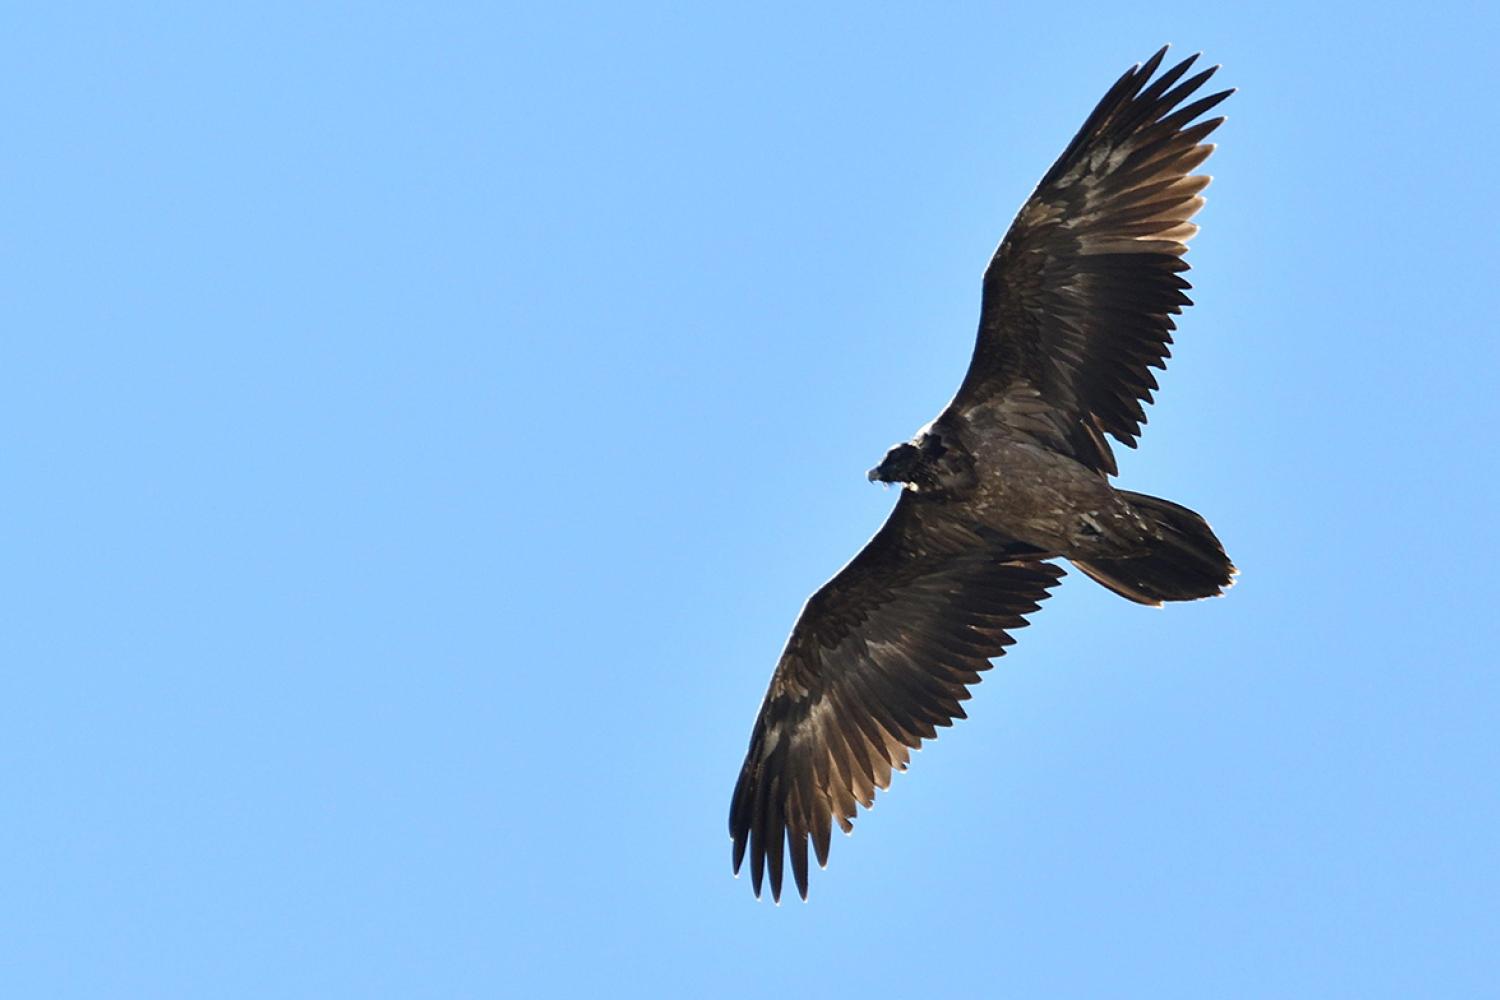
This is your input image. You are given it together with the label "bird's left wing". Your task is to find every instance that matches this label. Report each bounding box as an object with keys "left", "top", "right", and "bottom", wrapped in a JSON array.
[
  {"left": 729, "top": 492, "right": 1064, "bottom": 901},
  {"left": 951, "top": 47, "right": 1231, "bottom": 475}
]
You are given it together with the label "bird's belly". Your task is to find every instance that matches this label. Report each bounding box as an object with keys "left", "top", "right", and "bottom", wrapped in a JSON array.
[{"left": 966, "top": 441, "right": 1144, "bottom": 555}]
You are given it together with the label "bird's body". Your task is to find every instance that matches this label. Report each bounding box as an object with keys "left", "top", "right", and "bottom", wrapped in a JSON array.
[
  {"left": 890, "top": 411, "right": 1150, "bottom": 556},
  {"left": 731, "top": 47, "right": 1237, "bottom": 902}
]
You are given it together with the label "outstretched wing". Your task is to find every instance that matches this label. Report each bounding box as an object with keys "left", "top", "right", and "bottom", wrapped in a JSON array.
[
  {"left": 952, "top": 47, "right": 1232, "bottom": 475},
  {"left": 729, "top": 493, "right": 1064, "bottom": 901}
]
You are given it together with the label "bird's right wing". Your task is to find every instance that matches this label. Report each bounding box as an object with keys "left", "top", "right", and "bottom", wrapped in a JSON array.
[{"left": 729, "top": 492, "right": 1064, "bottom": 902}]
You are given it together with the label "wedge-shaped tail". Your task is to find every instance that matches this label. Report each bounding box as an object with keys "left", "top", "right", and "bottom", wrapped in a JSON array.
[{"left": 1074, "top": 491, "right": 1235, "bottom": 605}]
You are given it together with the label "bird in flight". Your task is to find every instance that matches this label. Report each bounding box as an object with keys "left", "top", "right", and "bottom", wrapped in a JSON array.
[{"left": 729, "top": 46, "right": 1236, "bottom": 902}]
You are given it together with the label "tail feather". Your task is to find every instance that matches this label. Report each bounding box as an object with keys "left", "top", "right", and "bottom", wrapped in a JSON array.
[{"left": 1074, "top": 491, "right": 1235, "bottom": 606}]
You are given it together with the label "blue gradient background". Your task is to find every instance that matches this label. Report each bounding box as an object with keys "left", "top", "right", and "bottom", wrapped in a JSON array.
[{"left": 6, "top": 4, "right": 1498, "bottom": 997}]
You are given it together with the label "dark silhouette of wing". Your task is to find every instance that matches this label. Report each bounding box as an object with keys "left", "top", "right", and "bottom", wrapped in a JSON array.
[
  {"left": 729, "top": 493, "right": 1064, "bottom": 901},
  {"left": 952, "top": 47, "right": 1232, "bottom": 475}
]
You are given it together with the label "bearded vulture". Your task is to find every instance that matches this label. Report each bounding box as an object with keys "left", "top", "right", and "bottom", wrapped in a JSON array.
[{"left": 729, "top": 46, "right": 1237, "bottom": 902}]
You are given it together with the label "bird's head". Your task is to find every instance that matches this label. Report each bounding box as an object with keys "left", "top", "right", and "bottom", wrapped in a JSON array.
[{"left": 868, "top": 442, "right": 922, "bottom": 486}]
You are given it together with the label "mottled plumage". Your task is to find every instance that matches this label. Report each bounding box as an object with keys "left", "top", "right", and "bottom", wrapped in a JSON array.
[{"left": 731, "top": 47, "right": 1236, "bottom": 902}]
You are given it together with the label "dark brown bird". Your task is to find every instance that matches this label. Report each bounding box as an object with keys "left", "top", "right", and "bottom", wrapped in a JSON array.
[{"left": 729, "top": 47, "right": 1236, "bottom": 902}]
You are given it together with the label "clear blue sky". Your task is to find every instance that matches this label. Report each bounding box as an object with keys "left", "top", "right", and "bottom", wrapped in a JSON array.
[{"left": 6, "top": 4, "right": 1499, "bottom": 997}]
